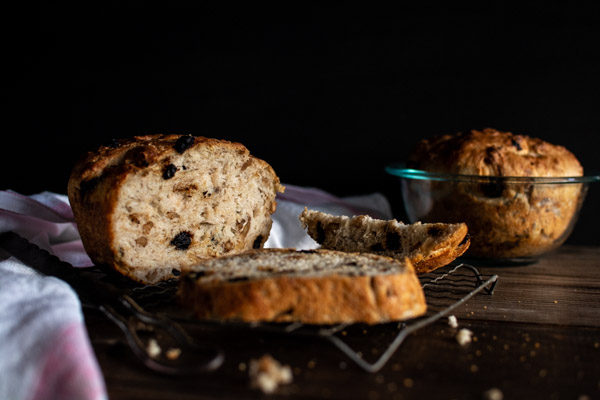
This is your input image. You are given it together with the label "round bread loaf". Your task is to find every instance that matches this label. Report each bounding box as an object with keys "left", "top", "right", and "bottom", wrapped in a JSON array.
[
  {"left": 409, "top": 128, "right": 583, "bottom": 178},
  {"left": 407, "top": 128, "right": 584, "bottom": 259},
  {"left": 179, "top": 249, "right": 427, "bottom": 325},
  {"left": 68, "top": 134, "right": 284, "bottom": 284}
]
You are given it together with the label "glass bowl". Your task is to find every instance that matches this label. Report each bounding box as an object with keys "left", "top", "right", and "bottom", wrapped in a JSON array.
[{"left": 385, "top": 164, "right": 600, "bottom": 263}]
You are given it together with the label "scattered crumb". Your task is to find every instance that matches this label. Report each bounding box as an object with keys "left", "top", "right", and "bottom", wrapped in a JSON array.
[
  {"left": 146, "top": 339, "right": 161, "bottom": 358},
  {"left": 387, "top": 382, "right": 398, "bottom": 392},
  {"left": 165, "top": 348, "right": 181, "bottom": 360},
  {"left": 402, "top": 378, "right": 414, "bottom": 388},
  {"left": 456, "top": 328, "right": 473, "bottom": 346},
  {"left": 339, "top": 361, "right": 347, "bottom": 370},
  {"left": 238, "top": 362, "right": 247, "bottom": 371},
  {"left": 470, "top": 364, "right": 479, "bottom": 373},
  {"left": 307, "top": 360, "right": 316, "bottom": 369},
  {"left": 483, "top": 387, "right": 503, "bottom": 400},
  {"left": 539, "top": 369, "right": 548, "bottom": 378},
  {"left": 578, "top": 395, "right": 591, "bottom": 400},
  {"left": 448, "top": 315, "right": 458, "bottom": 328},
  {"left": 553, "top": 300, "right": 559, "bottom": 304},
  {"left": 249, "top": 354, "right": 293, "bottom": 394}
]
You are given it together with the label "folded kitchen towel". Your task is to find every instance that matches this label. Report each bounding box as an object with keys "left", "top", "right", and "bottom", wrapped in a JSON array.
[
  {"left": 0, "top": 190, "right": 105, "bottom": 400},
  {"left": 0, "top": 185, "right": 391, "bottom": 400}
]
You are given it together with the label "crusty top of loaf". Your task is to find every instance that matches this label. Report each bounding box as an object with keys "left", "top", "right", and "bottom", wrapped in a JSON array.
[
  {"left": 408, "top": 128, "right": 583, "bottom": 177},
  {"left": 71, "top": 134, "right": 282, "bottom": 189}
]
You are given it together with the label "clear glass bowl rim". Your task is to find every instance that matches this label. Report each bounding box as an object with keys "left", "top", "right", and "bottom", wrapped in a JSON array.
[{"left": 385, "top": 163, "right": 600, "bottom": 184}]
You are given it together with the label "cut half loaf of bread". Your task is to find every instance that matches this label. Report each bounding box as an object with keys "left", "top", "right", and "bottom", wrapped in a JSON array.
[
  {"left": 179, "top": 249, "right": 427, "bottom": 325},
  {"left": 299, "top": 209, "right": 470, "bottom": 273},
  {"left": 68, "top": 134, "right": 284, "bottom": 284}
]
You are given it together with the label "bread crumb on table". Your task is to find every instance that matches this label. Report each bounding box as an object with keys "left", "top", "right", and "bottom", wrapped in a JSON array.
[
  {"left": 146, "top": 339, "right": 161, "bottom": 358},
  {"left": 249, "top": 354, "right": 293, "bottom": 394},
  {"left": 456, "top": 328, "right": 473, "bottom": 346},
  {"left": 165, "top": 348, "right": 181, "bottom": 360},
  {"left": 448, "top": 315, "right": 458, "bottom": 328},
  {"left": 483, "top": 387, "right": 503, "bottom": 400}
]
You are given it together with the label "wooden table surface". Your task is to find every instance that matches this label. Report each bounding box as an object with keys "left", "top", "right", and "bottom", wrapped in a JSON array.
[{"left": 85, "top": 245, "right": 600, "bottom": 400}]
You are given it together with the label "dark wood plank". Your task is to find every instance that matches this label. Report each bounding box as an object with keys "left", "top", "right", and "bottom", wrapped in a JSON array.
[{"left": 460, "top": 246, "right": 600, "bottom": 327}]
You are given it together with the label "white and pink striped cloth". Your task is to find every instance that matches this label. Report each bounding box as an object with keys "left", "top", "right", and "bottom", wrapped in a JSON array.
[{"left": 0, "top": 186, "right": 391, "bottom": 400}]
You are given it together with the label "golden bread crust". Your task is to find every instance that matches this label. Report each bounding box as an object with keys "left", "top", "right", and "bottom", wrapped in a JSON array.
[{"left": 408, "top": 128, "right": 583, "bottom": 177}]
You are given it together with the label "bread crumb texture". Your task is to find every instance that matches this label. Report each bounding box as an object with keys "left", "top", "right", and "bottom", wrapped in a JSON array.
[{"left": 180, "top": 249, "right": 427, "bottom": 324}]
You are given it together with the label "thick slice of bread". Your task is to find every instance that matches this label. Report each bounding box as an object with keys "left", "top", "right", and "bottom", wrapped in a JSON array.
[
  {"left": 68, "top": 134, "right": 284, "bottom": 284},
  {"left": 179, "top": 249, "right": 427, "bottom": 325},
  {"left": 299, "top": 209, "right": 469, "bottom": 273}
]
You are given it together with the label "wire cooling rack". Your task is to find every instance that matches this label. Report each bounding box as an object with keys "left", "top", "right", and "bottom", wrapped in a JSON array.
[
  {"left": 128, "top": 263, "right": 498, "bottom": 373},
  {"left": 0, "top": 231, "right": 497, "bottom": 374}
]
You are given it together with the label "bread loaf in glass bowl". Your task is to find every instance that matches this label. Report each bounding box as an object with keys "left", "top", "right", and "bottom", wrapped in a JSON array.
[{"left": 386, "top": 128, "right": 599, "bottom": 263}]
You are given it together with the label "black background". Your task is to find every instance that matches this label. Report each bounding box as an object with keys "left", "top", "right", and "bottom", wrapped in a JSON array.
[{"left": 4, "top": 3, "right": 599, "bottom": 244}]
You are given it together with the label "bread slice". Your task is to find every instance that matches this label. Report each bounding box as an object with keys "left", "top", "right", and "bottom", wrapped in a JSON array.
[
  {"left": 299, "top": 209, "right": 469, "bottom": 273},
  {"left": 179, "top": 249, "right": 427, "bottom": 325},
  {"left": 68, "top": 134, "right": 284, "bottom": 284}
]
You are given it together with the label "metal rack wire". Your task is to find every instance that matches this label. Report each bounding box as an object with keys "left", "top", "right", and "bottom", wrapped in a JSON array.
[{"left": 129, "top": 262, "right": 498, "bottom": 373}]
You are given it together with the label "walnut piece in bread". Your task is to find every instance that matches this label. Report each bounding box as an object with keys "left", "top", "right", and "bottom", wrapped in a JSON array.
[
  {"left": 299, "top": 208, "right": 470, "bottom": 273},
  {"left": 68, "top": 134, "right": 284, "bottom": 284},
  {"left": 407, "top": 128, "right": 584, "bottom": 259},
  {"left": 179, "top": 249, "right": 427, "bottom": 325}
]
